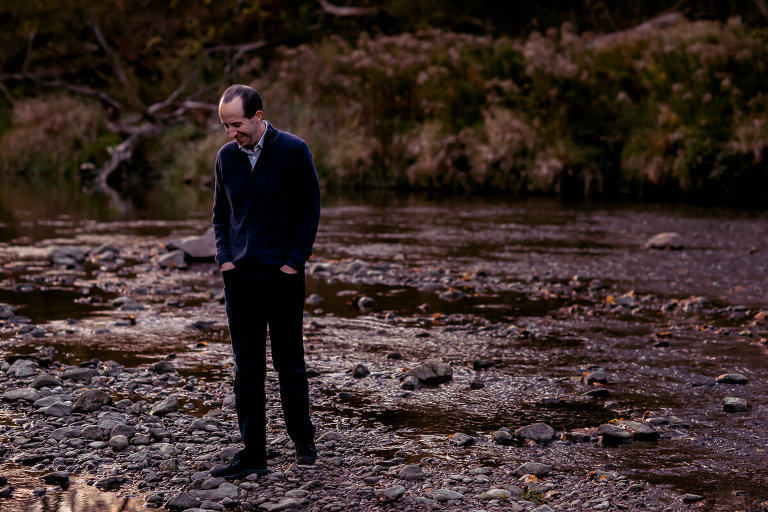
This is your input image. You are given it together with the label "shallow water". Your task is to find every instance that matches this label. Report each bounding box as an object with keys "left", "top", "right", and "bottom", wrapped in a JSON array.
[{"left": 0, "top": 185, "right": 767, "bottom": 510}]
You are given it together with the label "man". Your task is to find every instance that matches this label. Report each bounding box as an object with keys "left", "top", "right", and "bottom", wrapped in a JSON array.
[{"left": 210, "top": 84, "right": 320, "bottom": 480}]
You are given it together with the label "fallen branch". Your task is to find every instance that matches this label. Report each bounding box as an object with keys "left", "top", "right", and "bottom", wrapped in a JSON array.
[{"left": 0, "top": 73, "right": 122, "bottom": 111}]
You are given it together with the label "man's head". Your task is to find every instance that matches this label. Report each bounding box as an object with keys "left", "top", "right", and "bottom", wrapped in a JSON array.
[{"left": 219, "top": 84, "right": 265, "bottom": 149}]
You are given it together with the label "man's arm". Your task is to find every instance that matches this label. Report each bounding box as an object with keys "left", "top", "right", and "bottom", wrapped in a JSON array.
[
  {"left": 283, "top": 142, "right": 321, "bottom": 272},
  {"left": 211, "top": 153, "right": 234, "bottom": 269}
]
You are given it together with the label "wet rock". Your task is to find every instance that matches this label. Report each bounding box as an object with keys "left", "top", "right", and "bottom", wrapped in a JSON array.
[
  {"left": 386, "top": 352, "right": 402, "bottom": 360},
  {"left": 723, "top": 397, "right": 751, "bottom": 413},
  {"left": 398, "top": 464, "right": 424, "bottom": 481},
  {"left": 400, "top": 375, "right": 420, "bottom": 390},
  {"left": 0, "top": 485, "right": 13, "bottom": 498},
  {"left": 403, "top": 361, "right": 453, "bottom": 385},
  {"left": 583, "top": 388, "right": 610, "bottom": 399},
  {"left": 433, "top": 489, "right": 464, "bottom": 501},
  {"left": 583, "top": 370, "right": 608, "bottom": 385},
  {"left": 109, "top": 435, "right": 129, "bottom": 451},
  {"left": 449, "top": 433, "right": 475, "bottom": 447},
  {"left": 150, "top": 395, "right": 179, "bottom": 416},
  {"left": 376, "top": 485, "right": 405, "bottom": 501},
  {"left": 166, "top": 491, "right": 202, "bottom": 511},
  {"left": 2, "top": 388, "right": 42, "bottom": 402},
  {"left": 565, "top": 430, "right": 593, "bottom": 443},
  {"left": 306, "top": 293, "right": 324, "bottom": 305},
  {"left": 644, "top": 232, "right": 683, "bottom": 250},
  {"left": 40, "top": 402, "right": 72, "bottom": 417},
  {"left": 95, "top": 476, "right": 128, "bottom": 491},
  {"left": 683, "top": 493, "right": 704, "bottom": 503},
  {"left": 88, "top": 244, "right": 120, "bottom": 262},
  {"left": 150, "top": 360, "right": 175, "bottom": 373},
  {"left": 30, "top": 374, "right": 62, "bottom": 389},
  {"left": 158, "top": 250, "right": 187, "bottom": 269},
  {"left": 43, "top": 471, "right": 70, "bottom": 486},
  {"left": 469, "top": 380, "right": 485, "bottom": 389},
  {"left": 191, "top": 482, "right": 240, "bottom": 501},
  {"left": 50, "top": 246, "right": 86, "bottom": 266},
  {"left": 478, "top": 488, "right": 513, "bottom": 500},
  {"left": 438, "top": 288, "right": 466, "bottom": 302},
  {"left": 167, "top": 229, "right": 216, "bottom": 261},
  {"left": 515, "top": 423, "right": 556, "bottom": 443},
  {"left": 352, "top": 364, "right": 370, "bottom": 378},
  {"left": 352, "top": 295, "right": 376, "bottom": 312},
  {"left": 61, "top": 367, "right": 95, "bottom": 383},
  {"left": 531, "top": 506, "right": 556, "bottom": 512},
  {"left": 515, "top": 462, "right": 551, "bottom": 477},
  {"left": 597, "top": 423, "right": 633, "bottom": 445},
  {"left": 492, "top": 429, "right": 513, "bottom": 445},
  {"left": 6, "top": 359, "right": 38, "bottom": 378},
  {"left": 715, "top": 373, "right": 748, "bottom": 385},
  {"left": 615, "top": 420, "right": 659, "bottom": 441},
  {"left": 72, "top": 389, "right": 112, "bottom": 413},
  {"left": 261, "top": 497, "right": 309, "bottom": 511},
  {"left": 0, "top": 303, "right": 17, "bottom": 319},
  {"left": 472, "top": 358, "right": 494, "bottom": 370}
]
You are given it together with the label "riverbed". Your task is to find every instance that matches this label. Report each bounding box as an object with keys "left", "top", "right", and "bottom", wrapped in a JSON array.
[{"left": 0, "top": 188, "right": 766, "bottom": 511}]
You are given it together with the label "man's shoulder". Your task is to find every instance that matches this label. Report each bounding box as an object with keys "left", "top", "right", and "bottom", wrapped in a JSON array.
[
  {"left": 269, "top": 126, "right": 308, "bottom": 150},
  {"left": 216, "top": 140, "right": 239, "bottom": 158}
]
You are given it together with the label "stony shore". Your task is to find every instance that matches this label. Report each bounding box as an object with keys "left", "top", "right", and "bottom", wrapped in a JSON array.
[{"left": 1, "top": 211, "right": 767, "bottom": 511}]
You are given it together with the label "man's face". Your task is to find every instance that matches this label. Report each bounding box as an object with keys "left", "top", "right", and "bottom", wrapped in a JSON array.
[{"left": 219, "top": 96, "right": 263, "bottom": 149}]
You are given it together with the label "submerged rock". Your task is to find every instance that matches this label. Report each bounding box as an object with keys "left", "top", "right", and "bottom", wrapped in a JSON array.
[
  {"left": 723, "top": 397, "right": 751, "bottom": 413},
  {"left": 715, "top": 373, "right": 748, "bottom": 385},
  {"left": 597, "top": 423, "right": 632, "bottom": 445}
]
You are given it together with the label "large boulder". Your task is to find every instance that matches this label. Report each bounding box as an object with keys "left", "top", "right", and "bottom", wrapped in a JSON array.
[{"left": 72, "top": 389, "right": 113, "bottom": 413}]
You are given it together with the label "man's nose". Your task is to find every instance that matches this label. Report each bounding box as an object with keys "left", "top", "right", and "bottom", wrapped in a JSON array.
[{"left": 227, "top": 127, "right": 237, "bottom": 138}]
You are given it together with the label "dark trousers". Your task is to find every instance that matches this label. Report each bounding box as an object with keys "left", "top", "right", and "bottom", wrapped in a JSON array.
[{"left": 222, "top": 267, "right": 315, "bottom": 462}]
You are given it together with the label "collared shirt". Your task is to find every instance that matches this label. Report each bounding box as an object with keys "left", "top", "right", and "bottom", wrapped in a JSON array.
[{"left": 237, "top": 120, "right": 269, "bottom": 170}]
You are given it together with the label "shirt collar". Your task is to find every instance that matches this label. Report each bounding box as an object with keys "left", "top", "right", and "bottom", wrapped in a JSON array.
[{"left": 237, "top": 120, "right": 269, "bottom": 155}]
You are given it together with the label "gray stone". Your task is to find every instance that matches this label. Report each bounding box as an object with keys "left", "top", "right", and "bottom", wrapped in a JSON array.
[
  {"left": 723, "top": 397, "right": 751, "bottom": 413},
  {"left": 80, "top": 425, "right": 103, "bottom": 440},
  {"left": 403, "top": 361, "right": 453, "bottom": 385},
  {"left": 40, "top": 402, "right": 72, "bottom": 417},
  {"left": 352, "top": 364, "right": 370, "bottom": 378},
  {"left": 531, "top": 506, "right": 556, "bottom": 512},
  {"left": 43, "top": 471, "right": 70, "bottom": 486},
  {"left": 598, "top": 423, "right": 633, "bottom": 445},
  {"left": 158, "top": 250, "right": 187, "bottom": 269},
  {"left": 109, "top": 435, "right": 129, "bottom": 451},
  {"left": 683, "top": 494, "right": 704, "bottom": 503},
  {"left": 449, "top": 433, "right": 475, "bottom": 447},
  {"left": 62, "top": 367, "right": 95, "bottom": 383},
  {"left": 50, "top": 246, "right": 86, "bottom": 264},
  {"left": 72, "top": 389, "right": 112, "bottom": 413},
  {"left": 515, "top": 462, "right": 551, "bottom": 477},
  {"left": 260, "top": 498, "right": 309, "bottom": 511},
  {"left": 615, "top": 420, "right": 659, "bottom": 441},
  {"left": 478, "top": 488, "right": 513, "bottom": 500},
  {"left": 2, "top": 388, "right": 42, "bottom": 402},
  {"left": 150, "top": 395, "right": 179, "bottom": 416},
  {"left": 491, "top": 429, "right": 513, "bottom": 445},
  {"left": 433, "top": 489, "right": 464, "bottom": 501},
  {"left": 306, "top": 293, "right": 324, "bottom": 305},
  {"left": 166, "top": 492, "right": 202, "bottom": 511},
  {"left": 715, "top": 373, "right": 748, "bottom": 385},
  {"left": 167, "top": 229, "right": 216, "bottom": 260},
  {"left": 191, "top": 483, "right": 240, "bottom": 501},
  {"left": 7, "top": 359, "right": 38, "bottom": 378},
  {"left": 316, "top": 432, "right": 346, "bottom": 442},
  {"left": 400, "top": 375, "right": 420, "bottom": 390},
  {"left": 583, "top": 370, "right": 608, "bottom": 385},
  {"left": 95, "top": 476, "right": 128, "bottom": 491},
  {"left": 0, "top": 303, "right": 17, "bottom": 319},
  {"left": 398, "top": 464, "right": 424, "bottom": 481},
  {"left": 645, "top": 232, "right": 683, "bottom": 250},
  {"left": 515, "top": 423, "right": 556, "bottom": 443},
  {"left": 30, "top": 374, "right": 62, "bottom": 389},
  {"left": 376, "top": 485, "right": 406, "bottom": 501},
  {"left": 111, "top": 423, "right": 135, "bottom": 439},
  {"left": 150, "top": 360, "right": 175, "bottom": 373}
]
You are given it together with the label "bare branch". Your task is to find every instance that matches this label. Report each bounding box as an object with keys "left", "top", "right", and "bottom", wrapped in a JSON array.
[
  {"left": 21, "top": 29, "right": 37, "bottom": 74},
  {"left": 90, "top": 22, "right": 130, "bottom": 89},
  {"left": 316, "top": 0, "right": 379, "bottom": 17},
  {"left": 147, "top": 84, "right": 186, "bottom": 115},
  {"left": 754, "top": 0, "right": 768, "bottom": 17},
  {"left": 1, "top": 73, "right": 122, "bottom": 111}
]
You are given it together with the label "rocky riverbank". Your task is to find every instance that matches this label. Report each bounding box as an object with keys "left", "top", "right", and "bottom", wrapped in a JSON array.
[{"left": 1, "top": 201, "right": 767, "bottom": 511}]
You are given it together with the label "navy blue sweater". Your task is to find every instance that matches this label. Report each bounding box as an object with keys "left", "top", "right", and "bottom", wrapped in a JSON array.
[{"left": 212, "top": 123, "right": 320, "bottom": 272}]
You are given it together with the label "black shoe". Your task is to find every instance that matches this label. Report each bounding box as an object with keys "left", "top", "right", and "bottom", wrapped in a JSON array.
[
  {"left": 211, "top": 452, "right": 268, "bottom": 480},
  {"left": 295, "top": 440, "right": 317, "bottom": 465}
]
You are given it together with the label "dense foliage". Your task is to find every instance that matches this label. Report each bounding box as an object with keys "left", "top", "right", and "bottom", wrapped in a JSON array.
[{"left": 1, "top": 1, "right": 767, "bottom": 202}]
